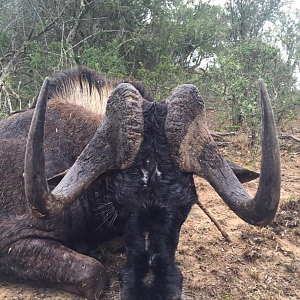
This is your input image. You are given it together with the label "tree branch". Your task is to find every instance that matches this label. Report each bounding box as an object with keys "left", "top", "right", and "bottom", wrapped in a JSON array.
[
  {"left": 27, "top": 12, "right": 38, "bottom": 41},
  {"left": 196, "top": 199, "right": 232, "bottom": 242},
  {"left": 66, "top": 0, "right": 92, "bottom": 44},
  {"left": 29, "top": 1, "right": 72, "bottom": 42},
  {"left": 211, "top": 131, "right": 237, "bottom": 139},
  {"left": 279, "top": 134, "right": 300, "bottom": 143}
]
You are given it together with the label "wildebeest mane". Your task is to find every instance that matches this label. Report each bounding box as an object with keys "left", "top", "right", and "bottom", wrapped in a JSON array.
[{"left": 27, "top": 67, "right": 153, "bottom": 118}]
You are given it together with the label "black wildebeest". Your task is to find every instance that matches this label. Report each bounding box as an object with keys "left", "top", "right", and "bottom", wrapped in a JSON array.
[{"left": 0, "top": 67, "right": 280, "bottom": 300}]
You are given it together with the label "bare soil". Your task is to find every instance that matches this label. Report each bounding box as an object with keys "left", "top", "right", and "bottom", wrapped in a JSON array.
[{"left": 0, "top": 112, "right": 299, "bottom": 300}]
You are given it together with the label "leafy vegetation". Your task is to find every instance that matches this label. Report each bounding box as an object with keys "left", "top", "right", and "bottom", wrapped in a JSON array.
[{"left": 0, "top": 0, "right": 299, "bottom": 144}]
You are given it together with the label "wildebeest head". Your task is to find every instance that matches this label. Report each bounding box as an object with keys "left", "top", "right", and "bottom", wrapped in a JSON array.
[{"left": 24, "top": 77, "right": 280, "bottom": 300}]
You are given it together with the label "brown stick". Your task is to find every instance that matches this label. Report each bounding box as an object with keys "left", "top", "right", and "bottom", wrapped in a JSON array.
[
  {"left": 196, "top": 199, "right": 232, "bottom": 243},
  {"left": 216, "top": 141, "right": 233, "bottom": 147},
  {"left": 279, "top": 134, "right": 300, "bottom": 143},
  {"left": 211, "top": 131, "right": 237, "bottom": 139}
]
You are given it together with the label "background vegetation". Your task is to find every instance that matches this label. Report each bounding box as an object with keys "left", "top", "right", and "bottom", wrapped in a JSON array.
[{"left": 0, "top": 0, "right": 299, "bottom": 143}]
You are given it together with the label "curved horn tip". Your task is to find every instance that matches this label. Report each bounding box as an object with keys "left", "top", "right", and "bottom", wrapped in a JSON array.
[
  {"left": 258, "top": 78, "right": 264, "bottom": 84},
  {"left": 114, "top": 83, "right": 140, "bottom": 95},
  {"left": 36, "top": 77, "right": 51, "bottom": 107},
  {"left": 178, "top": 83, "right": 198, "bottom": 90},
  {"left": 171, "top": 84, "right": 199, "bottom": 96},
  {"left": 165, "top": 84, "right": 204, "bottom": 109},
  {"left": 258, "top": 78, "right": 266, "bottom": 89},
  {"left": 25, "top": 76, "right": 52, "bottom": 220},
  {"left": 41, "top": 77, "right": 51, "bottom": 90}
]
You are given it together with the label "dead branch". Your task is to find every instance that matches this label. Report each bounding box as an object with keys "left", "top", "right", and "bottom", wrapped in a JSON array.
[
  {"left": 29, "top": 0, "right": 72, "bottom": 42},
  {"left": 67, "top": 0, "right": 92, "bottom": 44},
  {"left": 211, "top": 132, "right": 225, "bottom": 140},
  {"left": 211, "top": 131, "right": 237, "bottom": 139},
  {"left": 2, "top": 86, "right": 13, "bottom": 113},
  {"left": 0, "top": 51, "right": 16, "bottom": 63},
  {"left": 27, "top": 12, "right": 38, "bottom": 41},
  {"left": 7, "top": 83, "right": 22, "bottom": 110},
  {"left": 279, "top": 134, "right": 300, "bottom": 143},
  {"left": 196, "top": 199, "right": 232, "bottom": 243},
  {"left": 216, "top": 142, "right": 233, "bottom": 147}
]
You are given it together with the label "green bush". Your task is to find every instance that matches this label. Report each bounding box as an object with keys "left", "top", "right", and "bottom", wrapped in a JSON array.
[{"left": 83, "top": 42, "right": 128, "bottom": 78}]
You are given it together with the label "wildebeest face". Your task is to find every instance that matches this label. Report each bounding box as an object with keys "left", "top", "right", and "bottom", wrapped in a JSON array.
[
  {"left": 114, "top": 82, "right": 280, "bottom": 299},
  {"left": 114, "top": 99, "right": 197, "bottom": 300}
]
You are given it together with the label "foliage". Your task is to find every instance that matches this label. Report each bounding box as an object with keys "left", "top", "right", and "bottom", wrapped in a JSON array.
[
  {"left": 208, "top": 41, "right": 291, "bottom": 123},
  {"left": 224, "top": 0, "right": 286, "bottom": 41},
  {"left": 83, "top": 42, "right": 127, "bottom": 78},
  {"left": 0, "top": 32, "right": 10, "bottom": 54},
  {"left": 0, "top": 111, "right": 7, "bottom": 120},
  {"left": 199, "top": 0, "right": 300, "bottom": 145},
  {"left": 205, "top": 38, "right": 298, "bottom": 144},
  {"left": 0, "top": 0, "right": 299, "bottom": 146},
  {"left": 137, "top": 55, "right": 187, "bottom": 101}
]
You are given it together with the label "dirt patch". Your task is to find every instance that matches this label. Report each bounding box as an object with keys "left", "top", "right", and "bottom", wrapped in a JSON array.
[{"left": 0, "top": 114, "right": 299, "bottom": 300}]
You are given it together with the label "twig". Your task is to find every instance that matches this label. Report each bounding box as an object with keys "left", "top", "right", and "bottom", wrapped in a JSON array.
[
  {"left": 2, "top": 86, "right": 13, "bottom": 113},
  {"left": 29, "top": 0, "right": 72, "bottom": 42},
  {"left": 7, "top": 84, "right": 22, "bottom": 110},
  {"left": 196, "top": 199, "right": 232, "bottom": 243},
  {"left": 66, "top": 31, "right": 101, "bottom": 53},
  {"left": 279, "top": 134, "right": 300, "bottom": 143},
  {"left": 216, "top": 141, "right": 233, "bottom": 147},
  {"left": 27, "top": 12, "right": 38, "bottom": 41},
  {"left": 211, "top": 131, "right": 237, "bottom": 138},
  {"left": 66, "top": 0, "right": 92, "bottom": 44}
]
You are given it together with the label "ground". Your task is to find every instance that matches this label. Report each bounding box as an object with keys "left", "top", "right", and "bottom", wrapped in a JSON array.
[{"left": 0, "top": 112, "right": 299, "bottom": 300}]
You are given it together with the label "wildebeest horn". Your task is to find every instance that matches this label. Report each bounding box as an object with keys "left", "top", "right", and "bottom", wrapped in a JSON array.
[
  {"left": 225, "top": 159, "right": 259, "bottom": 183},
  {"left": 25, "top": 80, "right": 144, "bottom": 219},
  {"left": 164, "top": 80, "right": 280, "bottom": 226}
]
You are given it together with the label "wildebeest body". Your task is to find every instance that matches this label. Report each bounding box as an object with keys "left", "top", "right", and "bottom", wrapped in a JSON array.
[
  {"left": 0, "top": 70, "right": 132, "bottom": 298},
  {"left": 0, "top": 67, "right": 281, "bottom": 300},
  {"left": 0, "top": 68, "right": 194, "bottom": 299},
  {"left": 0, "top": 103, "right": 101, "bottom": 248}
]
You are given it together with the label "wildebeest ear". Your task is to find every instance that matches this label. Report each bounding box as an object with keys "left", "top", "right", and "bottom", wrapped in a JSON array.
[
  {"left": 47, "top": 169, "right": 68, "bottom": 187},
  {"left": 226, "top": 160, "right": 259, "bottom": 183}
]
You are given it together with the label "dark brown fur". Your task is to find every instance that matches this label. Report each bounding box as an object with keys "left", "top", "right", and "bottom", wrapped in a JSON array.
[{"left": 0, "top": 67, "right": 152, "bottom": 299}]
